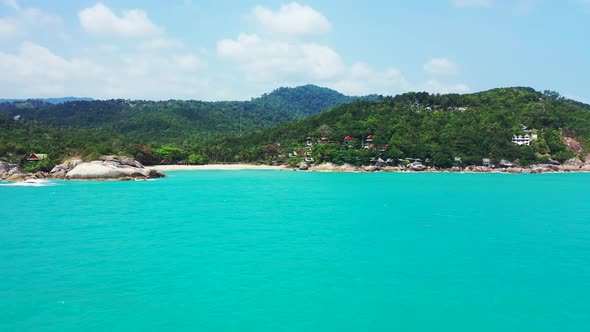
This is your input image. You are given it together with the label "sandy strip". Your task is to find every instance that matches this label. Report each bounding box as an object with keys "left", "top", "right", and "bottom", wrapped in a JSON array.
[{"left": 146, "top": 164, "right": 288, "bottom": 171}]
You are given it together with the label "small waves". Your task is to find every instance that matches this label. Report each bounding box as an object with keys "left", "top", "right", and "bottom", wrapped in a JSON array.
[{"left": 0, "top": 179, "right": 57, "bottom": 187}]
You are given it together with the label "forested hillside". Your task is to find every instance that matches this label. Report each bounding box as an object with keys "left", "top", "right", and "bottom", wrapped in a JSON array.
[
  {"left": 0, "top": 85, "right": 372, "bottom": 168},
  {"left": 222, "top": 87, "right": 590, "bottom": 167},
  {"left": 1, "top": 86, "right": 589, "bottom": 169},
  {"left": 0, "top": 85, "right": 366, "bottom": 144}
]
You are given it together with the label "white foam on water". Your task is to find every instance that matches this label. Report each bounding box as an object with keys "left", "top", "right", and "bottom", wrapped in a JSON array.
[{"left": 0, "top": 179, "right": 57, "bottom": 187}]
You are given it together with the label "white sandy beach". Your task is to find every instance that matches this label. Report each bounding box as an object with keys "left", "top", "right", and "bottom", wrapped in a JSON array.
[{"left": 146, "top": 164, "right": 288, "bottom": 171}]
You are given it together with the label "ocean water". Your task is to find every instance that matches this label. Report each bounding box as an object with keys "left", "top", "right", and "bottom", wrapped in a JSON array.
[{"left": 1, "top": 171, "right": 589, "bottom": 332}]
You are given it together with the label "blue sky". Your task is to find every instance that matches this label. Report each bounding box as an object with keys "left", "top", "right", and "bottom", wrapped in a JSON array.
[{"left": 0, "top": 0, "right": 589, "bottom": 101}]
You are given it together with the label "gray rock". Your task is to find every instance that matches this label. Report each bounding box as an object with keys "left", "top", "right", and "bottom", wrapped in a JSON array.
[
  {"left": 505, "top": 167, "right": 523, "bottom": 174},
  {"left": 65, "top": 156, "right": 164, "bottom": 180},
  {"left": 298, "top": 162, "right": 309, "bottom": 171},
  {"left": 409, "top": 162, "right": 426, "bottom": 171},
  {"left": 499, "top": 159, "right": 514, "bottom": 168},
  {"left": 564, "top": 158, "right": 583, "bottom": 166},
  {"left": 6, "top": 173, "right": 27, "bottom": 182},
  {"left": 50, "top": 159, "right": 83, "bottom": 175},
  {"left": 99, "top": 155, "right": 144, "bottom": 168},
  {"left": 0, "top": 161, "right": 12, "bottom": 174}
]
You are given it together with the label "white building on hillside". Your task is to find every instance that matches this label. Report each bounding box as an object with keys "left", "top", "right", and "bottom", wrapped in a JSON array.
[{"left": 512, "top": 134, "right": 538, "bottom": 146}]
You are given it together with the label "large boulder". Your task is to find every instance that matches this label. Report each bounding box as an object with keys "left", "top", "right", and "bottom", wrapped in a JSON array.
[
  {"left": 99, "top": 155, "right": 144, "bottom": 168},
  {"left": 6, "top": 173, "right": 27, "bottom": 182},
  {"left": 505, "top": 167, "right": 523, "bottom": 174},
  {"left": 65, "top": 157, "right": 164, "bottom": 180},
  {"left": 499, "top": 159, "right": 514, "bottom": 168},
  {"left": 0, "top": 162, "right": 14, "bottom": 179},
  {"left": 50, "top": 159, "right": 84, "bottom": 179},
  {"left": 298, "top": 162, "right": 309, "bottom": 171},
  {"left": 465, "top": 166, "right": 492, "bottom": 173},
  {"left": 564, "top": 158, "right": 583, "bottom": 167},
  {"left": 409, "top": 162, "right": 426, "bottom": 171}
]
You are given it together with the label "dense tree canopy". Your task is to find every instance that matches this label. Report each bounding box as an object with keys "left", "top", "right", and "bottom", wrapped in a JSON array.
[{"left": 1, "top": 86, "right": 588, "bottom": 169}]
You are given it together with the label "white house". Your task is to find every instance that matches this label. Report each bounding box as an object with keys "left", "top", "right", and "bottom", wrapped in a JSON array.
[{"left": 512, "top": 134, "right": 532, "bottom": 146}]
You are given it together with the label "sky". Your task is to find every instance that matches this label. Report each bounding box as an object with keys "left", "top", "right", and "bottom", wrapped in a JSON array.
[{"left": 0, "top": 0, "right": 589, "bottom": 101}]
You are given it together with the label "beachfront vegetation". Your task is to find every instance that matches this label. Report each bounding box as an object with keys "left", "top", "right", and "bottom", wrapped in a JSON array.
[{"left": 1, "top": 86, "right": 588, "bottom": 168}]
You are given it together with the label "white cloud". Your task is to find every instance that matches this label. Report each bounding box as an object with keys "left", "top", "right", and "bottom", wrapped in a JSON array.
[
  {"left": 217, "top": 33, "right": 344, "bottom": 81},
  {"left": 217, "top": 33, "right": 413, "bottom": 97},
  {"left": 332, "top": 64, "right": 409, "bottom": 96},
  {"left": 139, "top": 37, "right": 184, "bottom": 50},
  {"left": 0, "top": 6, "right": 64, "bottom": 40},
  {"left": 423, "top": 58, "right": 458, "bottom": 76},
  {"left": 174, "top": 54, "right": 207, "bottom": 72},
  {"left": 422, "top": 80, "right": 470, "bottom": 94},
  {"left": 0, "top": 42, "right": 104, "bottom": 96},
  {"left": 79, "top": 2, "right": 161, "bottom": 38},
  {"left": 253, "top": 2, "right": 331, "bottom": 37},
  {"left": 0, "top": 42, "right": 210, "bottom": 100},
  {"left": 0, "top": 17, "right": 18, "bottom": 39},
  {"left": 451, "top": 0, "right": 493, "bottom": 8},
  {"left": 20, "top": 7, "right": 63, "bottom": 28},
  {"left": 1, "top": 0, "right": 18, "bottom": 9}
]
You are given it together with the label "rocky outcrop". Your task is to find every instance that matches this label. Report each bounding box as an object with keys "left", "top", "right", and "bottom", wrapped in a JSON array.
[
  {"left": 499, "top": 159, "right": 514, "bottom": 168},
  {"left": 0, "top": 162, "right": 14, "bottom": 179},
  {"left": 65, "top": 156, "right": 164, "bottom": 180},
  {"left": 298, "top": 162, "right": 310, "bottom": 171},
  {"left": 2, "top": 164, "right": 26, "bottom": 180},
  {"left": 362, "top": 165, "right": 378, "bottom": 172},
  {"left": 504, "top": 167, "right": 524, "bottom": 174},
  {"left": 50, "top": 159, "right": 84, "bottom": 179},
  {"left": 531, "top": 164, "right": 560, "bottom": 174},
  {"left": 408, "top": 162, "right": 426, "bottom": 171}
]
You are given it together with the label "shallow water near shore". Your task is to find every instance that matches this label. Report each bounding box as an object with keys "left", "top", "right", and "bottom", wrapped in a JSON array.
[{"left": 1, "top": 171, "right": 589, "bottom": 331}]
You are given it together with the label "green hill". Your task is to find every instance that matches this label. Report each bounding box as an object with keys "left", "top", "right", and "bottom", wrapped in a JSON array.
[
  {"left": 225, "top": 87, "right": 590, "bottom": 167},
  {"left": 2, "top": 86, "right": 589, "bottom": 169},
  {"left": 0, "top": 85, "right": 368, "bottom": 144},
  {"left": 0, "top": 85, "right": 373, "bottom": 166}
]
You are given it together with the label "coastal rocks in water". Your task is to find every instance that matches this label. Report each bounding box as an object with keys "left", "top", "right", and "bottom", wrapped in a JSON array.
[
  {"left": 464, "top": 166, "right": 492, "bottom": 173},
  {"left": 0, "top": 161, "right": 12, "bottom": 175},
  {"left": 408, "top": 162, "right": 426, "bottom": 171},
  {"left": 3, "top": 165, "right": 26, "bottom": 181},
  {"left": 65, "top": 156, "right": 165, "bottom": 180},
  {"left": 0, "top": 162, "right": 16, "bottom": 179},
  {"left": 362, "top": 165, "right": 378, "bottom": 172},
  {"left": 99, "top": 155, "right": 144, "bottom": 168},
  {"left": 50, "top": 159, "right": 84, "bottom": 179},
  {"left": 310, "top": 162, "right": 336, "bottom": 171},
  {"left": 531, "top": 164, "right": 560, "bottom": 173},
  {"left": 505, "top": 167, "right": 524, "bottom": 174},
  {"left": 6, "top": 173, "right": 27, "bottom": 182},
  {"left": 298, "top": 162, "right": 309, "bottom": 171},
  {"left": 499, "top": 159, "right": 514, "bottom": 168}
]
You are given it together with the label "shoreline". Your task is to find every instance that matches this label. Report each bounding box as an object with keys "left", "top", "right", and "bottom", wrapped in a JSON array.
[
  {"left": 146, "top": 163, "right": 590, "bottom": 174},
  {"left": 146, "top": 164, "right": 288, "bottom": 171}
]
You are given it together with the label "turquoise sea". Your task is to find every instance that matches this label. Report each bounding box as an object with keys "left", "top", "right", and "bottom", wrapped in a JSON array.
[{"left": 1, "top": 171, "right": 589, "bottom": 331}]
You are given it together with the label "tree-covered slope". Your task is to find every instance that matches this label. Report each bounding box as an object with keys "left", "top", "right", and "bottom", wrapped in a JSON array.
[
  {"left": 0, "top": 85, "right": 368, "bottom": 144},
  {"left": 226, "top": 87, "right": 590, "bottom": 166},
  {"left": 2, "top": 86, "right": 589, "bottom": 168}
]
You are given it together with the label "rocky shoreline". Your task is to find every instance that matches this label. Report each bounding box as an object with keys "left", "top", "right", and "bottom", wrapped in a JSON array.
[
  {"left": 299, "top": 158, "right": 590, "bottom": 174},
  {"left": 0, "top": 156, "right": 165, "bottom": 182},
  {"left": 3, "top": 157, "right": 590, "bottom": 182}
]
